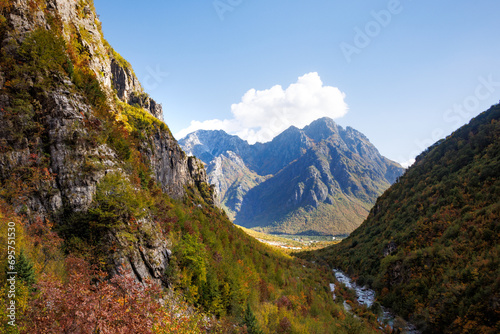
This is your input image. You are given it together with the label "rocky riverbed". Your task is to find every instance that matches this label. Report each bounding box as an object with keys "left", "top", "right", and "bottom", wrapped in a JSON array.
[{"left": 331, "top": 269, "right": 420, "bottom": 333}]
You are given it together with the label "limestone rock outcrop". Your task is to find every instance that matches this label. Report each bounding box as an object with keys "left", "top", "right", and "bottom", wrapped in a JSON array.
[{"left": 0, "top": 0, "right": 211, "bottom": 286}]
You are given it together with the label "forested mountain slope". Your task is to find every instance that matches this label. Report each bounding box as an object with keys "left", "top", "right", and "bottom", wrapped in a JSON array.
[
  {"left": 0, "top": 1, "right": 381, "bottom": 333},
  {"left": 302, "top": 105, "right": 500, "bottom": 333}
]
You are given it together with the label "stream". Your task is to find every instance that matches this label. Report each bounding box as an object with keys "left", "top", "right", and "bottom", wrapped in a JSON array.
[{"left": 330, "top": 269, "right": 420, "bottom": 333}]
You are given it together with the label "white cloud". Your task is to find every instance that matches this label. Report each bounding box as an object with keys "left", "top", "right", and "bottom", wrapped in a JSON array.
[
  {"left": 400, "top": 158, "right": 416, "bottom": 169},
  {"left": 175, "top": 72, "right": 348, "bottom": 143}
]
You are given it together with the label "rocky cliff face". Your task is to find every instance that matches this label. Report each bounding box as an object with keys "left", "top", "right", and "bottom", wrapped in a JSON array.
[
  {"left": 7, "top": 0, "right": 163, "bottom": 116},
  {"left": 205, "top": 151, "right": 268, "bottom": 217},
  {"left": 110, "top": 59, "right": 163, "bottom": 121},
  {"left": 180, "top": 118, "right": 404, "bottom": 235},
  {"left": 7, "top": 0, "right": 111, "bottom": 88},
  {"left": 0, "top": 0, "right": 211, "bottom": 285}
]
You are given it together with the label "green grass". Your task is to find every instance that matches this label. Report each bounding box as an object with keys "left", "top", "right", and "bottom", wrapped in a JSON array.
[{"left": 237, "top": 225, "right": 339, "bottom": 253}]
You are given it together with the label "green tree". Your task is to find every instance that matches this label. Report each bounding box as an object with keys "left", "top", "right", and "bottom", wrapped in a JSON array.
[
  {"left": 243, "top": 303, "right": 263, "bottom": 334},
  {"left": 16, "top": 250, "right": 35, "bottom": 287},
  {"left": 5, "top": 249, "right": 35, "bottom": 288}
]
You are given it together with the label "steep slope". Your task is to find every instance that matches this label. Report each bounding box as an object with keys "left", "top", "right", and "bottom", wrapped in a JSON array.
[
  {"left": 255, "top": 125, "right": 314, "bottom": 175},
  {"left": 237, "top": 141, "right": 378, "bottom": 235},
  {"left": 181, "top": 118, "right": 404, "bottom": 235},
  {"left": 0, "top": 1, "right": 382, "bottom": 333},
  {"left": 0, "top": 0, "right": 207, "bottom": 287},
  {"left": 206, "top": 150, "right": 269, "bottom": 218},
  {"left": 303, "top": 105, "right": 500, "bottom": 333}
]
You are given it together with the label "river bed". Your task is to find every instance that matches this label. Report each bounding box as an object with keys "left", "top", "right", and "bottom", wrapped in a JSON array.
[{"left": 331, "top": 269, "right": 420, "bottom": 333}]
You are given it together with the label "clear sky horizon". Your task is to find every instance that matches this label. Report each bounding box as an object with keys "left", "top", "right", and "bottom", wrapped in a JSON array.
[{"left": 94, "top": 0, "right": 500, "bottom": 167}]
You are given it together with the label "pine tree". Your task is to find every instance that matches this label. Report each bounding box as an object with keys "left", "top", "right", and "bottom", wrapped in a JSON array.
[
  {"left": 16, "top": 249, "right": 36, "bottom": 287},
  {"left": 243, "top": 303, "right": 263, "bottom": 334}
]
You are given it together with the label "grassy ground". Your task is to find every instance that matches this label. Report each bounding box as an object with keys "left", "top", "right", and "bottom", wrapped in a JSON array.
[{"left": 237, "top": 225, "right": 340, "bottom": 253}]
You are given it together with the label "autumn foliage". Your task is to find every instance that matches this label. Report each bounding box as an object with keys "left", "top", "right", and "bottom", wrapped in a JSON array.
[
  {"left": 306, "top": 105, "right": 500, "bottom": 333},
  {"left": 24, "top": 257, "right": 211, "bottom": 334}
]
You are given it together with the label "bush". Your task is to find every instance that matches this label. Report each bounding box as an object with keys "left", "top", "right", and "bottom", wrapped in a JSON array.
[
  {"left": 57, "top": 172, "right": 152, "bottom": 252},
  {"left": 18, "top": 28, "right": 70, "bottom": 78},
  {"left": 89, "top": 172, "right": 150, "bottom": 229},
  {"left": 72, "top": 67, "right": 107, "bottom": 110}
]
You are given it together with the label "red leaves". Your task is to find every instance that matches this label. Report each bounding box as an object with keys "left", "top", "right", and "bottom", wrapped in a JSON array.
[
  {"left": 27, "top": 217, "right": 63, "bottom": 267},
  {"left": 278, "top": 316, "right": 292, "bottom": 334},
  {"left": 24, "top": 257, "right": 162, "bottom": 334},
  {"left": 276, "top": 296, "right": 293, "bottom": 310},
  {"left": 23, "top": 256, "right": 214, "bottom": 333}
]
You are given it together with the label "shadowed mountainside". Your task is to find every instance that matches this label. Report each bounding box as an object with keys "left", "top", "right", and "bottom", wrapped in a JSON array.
[{"left": 180, "top": 118, "right": 404, "bottom": 235}]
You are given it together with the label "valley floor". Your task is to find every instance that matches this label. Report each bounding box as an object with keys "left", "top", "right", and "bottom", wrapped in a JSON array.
[{"left": 237, "top": 225, "right": 340, "bottom": 252}]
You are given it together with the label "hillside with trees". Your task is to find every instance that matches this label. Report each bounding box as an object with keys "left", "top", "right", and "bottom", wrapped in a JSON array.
[
  {"left": 0, "top": 1, "right": 382, "bottom": 333},
  {"left": 301, "top": 105, "right": 500, "bottom": 333}
]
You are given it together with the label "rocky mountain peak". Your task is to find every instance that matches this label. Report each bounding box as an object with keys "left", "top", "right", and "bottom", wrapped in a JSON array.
[
  {"left": 180, "top": 118, "right": 404, "bottom": 235},
  {"left": 303, "top": 117, "right": 341, "bottom": 141},
  {"left": 269, "top": 125, "right": 310, "bottom": 147},
  {"left": 179, "top": 129, "right": 251, "bottom": 164}
]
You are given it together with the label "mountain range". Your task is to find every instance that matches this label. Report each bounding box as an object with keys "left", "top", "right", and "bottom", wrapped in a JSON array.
[{"left": 180, "top": 118, "right": 404, "bottom": 235}]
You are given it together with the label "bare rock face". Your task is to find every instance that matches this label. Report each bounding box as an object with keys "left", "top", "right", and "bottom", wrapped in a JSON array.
[
  {"left": 44, "top": 88, "right": 117, "bottom": 212},
  {"left": 383, "top": 241, "right": 398, "bottom": 257},
  {"left": 0, "top": 82, "right": 117, "bottom": 221},
  {"left": 108, "top": 218, "right": 172, "bottom": 286},
  {"left": 7, "top": 0, "right": 162, "bottom": 121},
  {"left": 128, "top": 91, "right": 164, "bottom": 121},
  {"left": 109, "top": 51, "right": 164, "bottom": 121},
  {"left": 111, "top": 59, "right": 140, "bottom": 103},
  {"left": 7, "top": 0, "right": 46, "bottom": 36},
  {"left": 140, "top": 128, "right": 212, "bottom": 201}
]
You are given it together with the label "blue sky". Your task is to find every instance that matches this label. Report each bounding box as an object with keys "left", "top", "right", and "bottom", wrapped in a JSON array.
[{"left": 94, "top": 0, "right": 500, "bottom": 166}]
